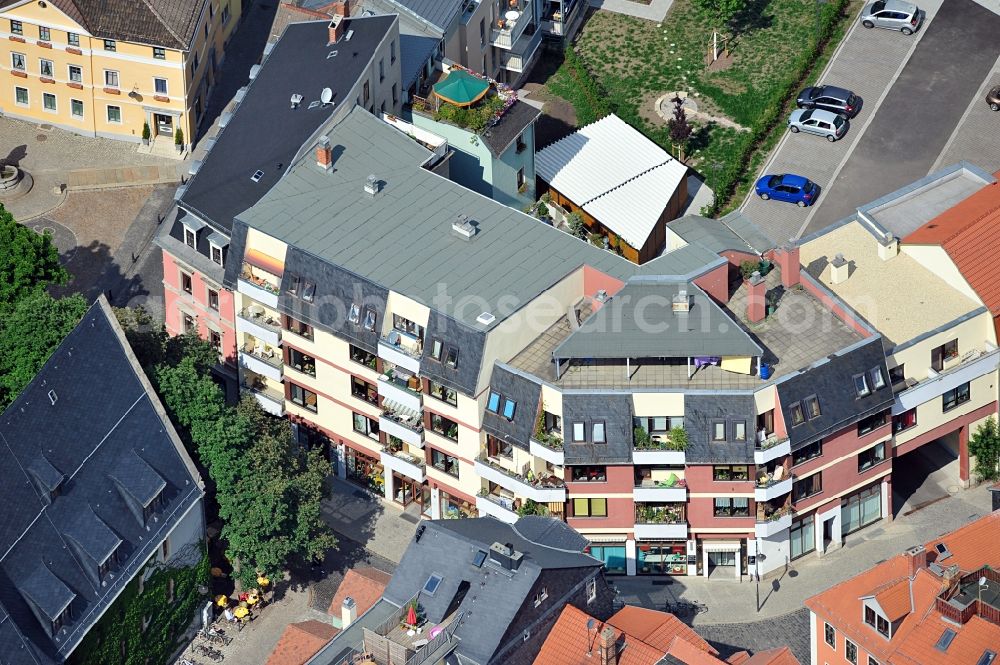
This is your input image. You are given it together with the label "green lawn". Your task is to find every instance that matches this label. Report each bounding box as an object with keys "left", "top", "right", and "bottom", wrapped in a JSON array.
[{"left": 544, "top": 0, "right": 857, "bottom": 213}]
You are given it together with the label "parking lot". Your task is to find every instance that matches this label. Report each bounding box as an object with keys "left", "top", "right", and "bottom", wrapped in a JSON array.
[{"left": 742, "top": 0, "right": 1000, "bottom": 242}]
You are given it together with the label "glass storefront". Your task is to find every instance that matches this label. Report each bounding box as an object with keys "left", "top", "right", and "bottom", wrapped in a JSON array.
[
  {"left": 392, "top": 472, "right": 425, "bottom": 509},
  {"left": 586, "top": 545, "right": 627, "bottom": 575},
  {"left": 439, "top": 490, "right": 475, "bottom": 519},
  {"left": 841, "top": 483, "right": 881, "bottom": 536},
  {"left": 345, "top": 448, "right": 383, "bottom": 494},
  {"left": 790, "top": 515, "right": 815, "bottom": 560},
  {"left": 637, "top": 542, "right": 688, "bottom": 575}
]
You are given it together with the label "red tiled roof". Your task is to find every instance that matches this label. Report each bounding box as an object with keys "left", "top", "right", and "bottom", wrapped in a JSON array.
[
  {"left": 609, "top": 605, "right": 716, "bottom": 654},
  {"left": 327, "top": 567, "right": 391, "bottom": 617},
  {"left": 727, "top": 651, "right": 752, "bottom": 665},
  {"left": 265, "top": 620, "right": 338, "bottom": 665},
  {"left": 745, "top": 646, "right": 800, "bottom": 665},
  {"left": 664, "top": 636, "right": 731, "bottom": 665},
  {"left": 904, "top": 172, "right": 1000, "bottom": 340},
  {"left": 806, "top": 513, "right": 1000, "bottom": 664},
  {"left": 873, "top": 579, "right": 912, "bottom": 621},
  {"left": 533, "top": 605, "right": 662, "bottom": 665}
]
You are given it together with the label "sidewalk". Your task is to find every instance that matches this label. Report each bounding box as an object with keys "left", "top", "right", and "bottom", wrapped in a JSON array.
[
  {"left": 320, "top": 478, "right": 418, "bottom": 564},
  {"left": 613, "top": 482, "right": 993, "bottom": 625}
]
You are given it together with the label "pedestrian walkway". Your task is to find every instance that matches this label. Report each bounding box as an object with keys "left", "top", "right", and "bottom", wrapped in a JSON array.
[
  {"left": 66, "top": 164, "right": 181, "bottom": 191},
  {"left": 590, "top": 0, "right": 674, "bottom": 22},
  {"left": 612, "top": 482, "right": 993, "bottom": 626},
  {"left": 320, "top": 478, "right": 418, "bottom": 564}
]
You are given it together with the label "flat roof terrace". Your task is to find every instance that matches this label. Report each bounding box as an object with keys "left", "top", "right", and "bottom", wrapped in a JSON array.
[
  {"left": 800, "top": 220, "right": 980, "bottom": 348},
  {"left": 509, "top": 270, "right": 864, "bottom": 390}
]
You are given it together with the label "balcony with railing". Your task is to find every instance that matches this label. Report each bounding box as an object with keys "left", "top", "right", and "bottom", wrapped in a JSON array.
[
  {"left": 755, "top": 504, "right": 793, "bottom": 538},
  {"left": 530, "top": 430, "right": 564, "bottom": 466},
  {"left": 497, "top": 27, "right": 541, "bottom": 73},
  {"left": 633, "top": 470, "right": 687, "bottom": 503},
  {"left": 474, "top": 455, "right": 566, "bottom": 503},
  {"left": 475, "top": 491, "right": 519, "bottom": 524},
  {"left": 378, "top": 364, "right": 423, "bottom": 413},
  {"left": 491, "top": 0, "right": 533, "bottom": 49},
  {"left": 239, "top": 340, "right": 283, "bottom": 382},
  {"left": 633, "top": 503, "right": 687, "bottom": 539},
  {"left": 380, "top": 401, "right": 425, "bottom": 447},
  {"left": 380, "top": 445, "right": 426, "bottom": 483},
  {"left": 754, "top": 433, "right": 791, "bottom": 465},
  {"left": 632, "top": 427, "right": 687, "bottom": 465},
  {"left": 238, "top": 262, "right": 281, "bottom": 308},
  {"left": 378, "top": 329, "right": 423, "bottom": 375},
  {"left": 935, "top": 565, "right": 1000, "bottom": 627},
  {"left": 236, "top": 306, "right": 281, "bottom": 346},
  {"left": 895, "top": 343, "right": 1000, "bottom": 412},
  {"left": 242, "top": 372, "right": 284, "bottom": 417},
  {"left": 755, "top": 467, "right": 793, "bottom": 502}
]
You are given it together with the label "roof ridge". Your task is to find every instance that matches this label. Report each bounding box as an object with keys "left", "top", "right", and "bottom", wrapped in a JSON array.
[
  {"left": 579, "top": 159, "right": 673, "bottom": 207},
  {"left": 137, "top": 0, "right": 187, "bottom": 47}
]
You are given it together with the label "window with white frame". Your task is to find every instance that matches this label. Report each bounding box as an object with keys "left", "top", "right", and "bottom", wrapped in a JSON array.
[
  {"left": 11, "top": 52, "right": 25, "bottom": 70},
  {"left": 39, "top": 58, "right": 53, "bottom": 78},
  {"left": 586, "top": 578, "right": 597, "bottom": 603},
  {"left": 107, "top": 105, "right": 122, "bottom": 123},
  {"left": 183, "top": 225, "right": 196, "bottom": 248},
  {"left": 104, "top": 70, "right": 119, "bottom": 87},
  {"left": 154, "top": 77, "right": 168, "bottom": 94},
  {"left": 68, "top": 64, "right": 82, "bottom": 82},
  {"left": 210, "top": 242, "right": 224, "bottom": 266},
  {"left": 153, "top": 47, "right": 166, "bottom": 59},
  {"left": 14, "top": 87, "right": 28, "bottom": 106},
  {"left": 42, "top": 92, "right": 56, "bottom": 111}
]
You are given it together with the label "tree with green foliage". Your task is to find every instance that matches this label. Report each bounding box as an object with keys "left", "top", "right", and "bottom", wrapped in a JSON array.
[
  {"left": 692, "top": 0, "right": 749, "bottom": 30},
  {"left": 0, "top": 202, "right": 68, "bottom": 310},
  {"left": 149, "top": 338, "right": 336, "bottom": 588},
  {"left": 0, "top": 291, "right": 87, "bottom": 409},
  {"left": 969, "top": 417, "right": 1000, "bottom": 482},
  {"left": 668, "top": 96, "right": 693, "bottom": 162}
]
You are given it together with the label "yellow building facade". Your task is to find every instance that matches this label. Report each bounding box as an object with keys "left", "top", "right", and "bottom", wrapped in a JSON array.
[{"left": 0, "top": 0, "right": 243, "bottom": 145}]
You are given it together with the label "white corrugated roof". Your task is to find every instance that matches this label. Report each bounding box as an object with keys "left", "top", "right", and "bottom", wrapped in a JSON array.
[{"left": 535, "top": 114, "right": 687, "bottom": 249}]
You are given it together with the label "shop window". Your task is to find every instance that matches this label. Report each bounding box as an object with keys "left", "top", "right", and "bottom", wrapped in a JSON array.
[
  {"left": 790, "top": 516, "right": 815, "bottom": 559},
  {"left": 841, "top": 484, "right": 882, "bottom": 535}
]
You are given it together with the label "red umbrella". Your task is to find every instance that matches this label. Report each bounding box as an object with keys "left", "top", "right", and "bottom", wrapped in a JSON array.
[{"left": 407, "top": 605, "right": 417, "bottom": 626}]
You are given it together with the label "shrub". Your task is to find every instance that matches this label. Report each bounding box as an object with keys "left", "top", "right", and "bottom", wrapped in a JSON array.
[{"left": 740, "top": 260, "right": 758, "bottom": 281}]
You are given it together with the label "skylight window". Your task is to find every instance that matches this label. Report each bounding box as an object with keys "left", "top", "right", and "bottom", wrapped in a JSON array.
[
  {"left": 870, "top": 367, "right": 886, "bottom": 390},
  {"left": 423, "top": 573, "right": 443, "bottom": 596},
  {"left": 445, "top": 347, "right": 458, "bottom": 368},
  {"left": 301, "top": 281, "right": 316, "bottom": 303},
  {"left": 804, "top": 395, "right": 821, "bottom": 419},
  {"left": 854, "top": 373, "right": 871, "bottom": 397},
  {"left": 934, "top": 628, "right": 956, "bottom": 652},
  {"left": 430, "top": 338, "right": 443, "bottom": 360},
  {"left": 251, "top": 170, "right": 264, "bottom": 182},
  {"left": 363, "top": 307, "right": 377, "bottom": 331},
  {"left": 789, "top": 402, "right": 805, "bottom": 426},
  {"left": 502, "top": 399, "right": 516, "bottom": 420},
  {"left": 486, "top": 391, "right": 501, "bottom": 413},
  {"left": 348, "top": 303, "right": 360, "bottom": 325},
  {"left": 976, "top": 651, "right": 996, "bottom": 665},
  {"left": 288, "top": 274, "right": 301, "bottom": 295},
  {"left": 592, "top": 421, "right": 606, "bottom": 443},
  {"left": 472, "top": 550, "right": 487, "bottom": 568}
]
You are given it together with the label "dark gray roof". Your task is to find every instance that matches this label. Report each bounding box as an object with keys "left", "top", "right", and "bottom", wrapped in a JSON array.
[
  {"left": 420, "top": 310, "right": 486, "bottom": 396},
  {"left": 155, "top": 208, "right": 228, "bottom": 284},
  {"left": 383, "top": 518, "right": 600, "bottom": 665},
  {"left": 562, "top": 393, "right": 634, "bottom": 465},
  {"left": 382, "top": 0, "right": 464, "bottom": 31},
  {"left": 179, "top": 16, "right": 396, "bottom": 233},
  {"left": 482, "top": 102, "right": 541, "bottom": 155},
  {"left": 276, "top": 246, "right": 390, "bottom": 355},
  {"left": 400, "top": 33, "right": 440, "bottom": 90},
  {"left": 683, "top": 393, "right": 756, "bottom": 464},
  {"left": 777, "top": 338, "right": 893, "bottom": 450},
  {"left": 553, "top": 283, "right": 763, "bottom": 360},
  {"left": 235, "top": 106, "right": 638, "bottom": 330},
  {"left": 666, "top": 211, "right": 774, "bottom": 255},
  {"left": 481, "top": 366, "right": 542, "bottom": 451},
  {"left": 512, "top": 516, "right": 590, "bottom": 552},
  {"left": 0, "top": 299, "right": 202, "bottom": 664}
]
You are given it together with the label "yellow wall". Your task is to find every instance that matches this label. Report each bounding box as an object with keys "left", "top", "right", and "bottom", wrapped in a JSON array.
[
  {"left": 894, "top": 372, "right": 998, "bottom": 447},
  {"left": 631, "top": 392, "right": 685, "bottom": 417},
  {"left": 1, "top": 0, "right": 243, "bottom": 143},
  {"left": 901, "top": 245, "right": 983, "bottom": 307},
  {"left": 888, "top": 311, "right": 994, "bottom": 382}
]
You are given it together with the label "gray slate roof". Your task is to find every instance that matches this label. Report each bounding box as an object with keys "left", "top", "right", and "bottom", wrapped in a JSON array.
[
  {"left": 382, "top": 518, "right": 601, "bottom": 665},
  {"left": 777, "top": 338, "right": 894, "bottom": 450},
  {"left": 419, "top": 310, "right": 486, "bottom": 396},
  {"left": 666, "top": 212, "right": 774, "bottom": 255},
  {"left": 0, "top": 299, "right": 202, "bottom": 664},
  {"left": 553, "top": 282, "right": 763, "bottom": 360},
  {"left": 562, "top": 393, "right": 634, "bottom": 465},
  {"left": 683, "top": 394, "right": 756, "bottom": 464},
  {"left": 481, "top": 366, "right": 542, "bottom": 451},
  {"left": 482, "top": 102, "right": 541, "bottom": 155},
  {"left": 235, "top": 106, "right": 636, "bottom": 330},
  {"left": 179, "top": 16, "right": 396, "bottom": 233}
]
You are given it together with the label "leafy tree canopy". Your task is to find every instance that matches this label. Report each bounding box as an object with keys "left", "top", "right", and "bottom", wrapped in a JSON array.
[
  {"left": 0, "top": 291, "right": 87, "bottom": 409},
  {"left": 0, "top": 203, "right": 68, "bottom": 310},
  {"left": 692, "top": 0, "right": 749, "bottom": 28},
  {"left": 969, "top": 417, "right": 1000, "bottom": 482}
]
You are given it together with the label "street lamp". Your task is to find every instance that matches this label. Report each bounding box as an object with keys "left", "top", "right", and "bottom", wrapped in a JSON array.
[{"left": 755, "top": 543, "right": 767, "bottom": 613}]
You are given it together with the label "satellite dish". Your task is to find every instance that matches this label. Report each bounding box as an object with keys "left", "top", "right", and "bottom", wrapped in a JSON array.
[{"left": 320, "top": 88, "right": 333, "bottom": 105}]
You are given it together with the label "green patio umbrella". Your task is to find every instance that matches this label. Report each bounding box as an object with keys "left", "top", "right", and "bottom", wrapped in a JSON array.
[{"left": 433, "top": 69, "right": 490, "bottom": 107}]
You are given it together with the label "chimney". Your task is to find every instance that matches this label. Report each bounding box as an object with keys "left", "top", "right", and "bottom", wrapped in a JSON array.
[
  {"left": 830, "top": 253, "right": 849, "bottom": 284},
  {"left": 878, "top": 233, "right": 899, "bottom": 261},
  {"left": 341, "top": 596, "right": 357, "bottom": 628},
  {"left": 775, "top": 244, "right": 801, "bottom": 288},
  {"left": 598, "top": 626, "right": 617, "bottom": 665},
  {"left": 316, "top": 136, "right": 333, "bottom": 170},
  {"left": 746, "top": 271, "right": 766, "bottom": 323},
  {"left": 332, "top": 0, "right": 350, "bottom": 16},
  {"left": 672, "top": 289, "right": 691, "bottom": 312},
  {"left": 328, "top": 15, "right": 345, "bottom": 44},
  {"left": 903, "top": 545, "right": 927, "bottom": 579}
]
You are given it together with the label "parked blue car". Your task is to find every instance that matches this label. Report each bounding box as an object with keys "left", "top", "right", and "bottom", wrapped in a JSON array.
[{"left": 754, "top": 173, "right": 819, "bottom": 207}]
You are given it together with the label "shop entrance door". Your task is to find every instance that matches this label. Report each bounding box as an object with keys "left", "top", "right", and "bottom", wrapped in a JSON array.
[
  {"left": 154, "top": 113, "right": 173, "bottom": 136},
  {"left": 708, "top": 550, "right": 736, "bottom": 568}
]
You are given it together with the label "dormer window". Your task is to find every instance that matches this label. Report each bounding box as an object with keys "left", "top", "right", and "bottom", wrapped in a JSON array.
[
  {"left": 210, "top": 243, "right": 223, "bottom": 265},
  {"left": 51, "top": 603, "right": 74, "bottom": 635},
  {"left": 183, "top": 226, "right": 196, "bottom": 248},
  {"left": 143, "top": 489, "right": 164, "bottom": 524},
  {"left": 864, "top": 605, "right": 890, "bottom": 637},
  {"left": 98, "top": 545, "right": 121, "bottom": 582}
]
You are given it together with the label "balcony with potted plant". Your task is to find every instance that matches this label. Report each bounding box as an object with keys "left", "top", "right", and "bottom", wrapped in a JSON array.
[
  {"left": 379, "top": 401, "right": 425, "bottom": 447},
  {"left": 377, "top": 362, "right": 423, "bottom": 412},
  {"left": 530, "top": 406, "right": 564, "bottom": 465},
  {"left": 633, "top": 467, "right": 687, "bottom": 502},
  {"left": 755, "top": 500, "right": 793, "bottom": 538},
  {"left": 634, "top": 503, "right": 687, "bottom": 539},
  {"left": 474, "top": 455, "right": 566, "bottom": 503},
  {"left": 755, "top": 464, "right": 793, "bottom": 502},
  {"left": 633, "top": 426, "right": 687, "bottom": 465}
]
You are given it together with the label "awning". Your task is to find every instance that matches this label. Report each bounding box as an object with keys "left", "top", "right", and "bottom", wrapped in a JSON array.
[
  {"left": 702, "top": 541, "right": 742, "bottom": 552},
  {"left": 242, "top": 248, "right": 284, "bottom": 277},
  {"left": 433, "top": 69, "right": 490, "bottom": 107},
  {"left": 586, "top": 535, "right": 627, "bottom": 543}
]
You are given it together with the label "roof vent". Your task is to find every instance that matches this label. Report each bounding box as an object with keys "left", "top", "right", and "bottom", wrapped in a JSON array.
[
  {"left": 47, "top": 389, "right": 57, "bottom": 406},
  {"left": 234, "top": 86, "right": 248, "bottom": 105},
  {"left": 290, "top": 93, "right": 303, "bottom": 109},
  {"left": 830, "top": 252, "right": 849, "bottom": 284},
  {"left": 595, "top": 289, "right": 609, "bottom": 303},
  {"left": 344, "top": 29, "right": 354, "bottom": 41},
  {"left": 327, "top": 50, "right": 338, "bottom": 59},
  {"left": 672, "top": 289, "right": 691, "bottom": 312},
  {"left": 452, "top": 213, "right": 477, "bottom": 239},
  {"left": 476, "top": 312, "right": 496, "bottom": 326},
  {"left": 364, "top": 174, "right": 381, "bottom": 197},
  {"left": 249, "top": 64, "right": 261, "bottom": 80}
]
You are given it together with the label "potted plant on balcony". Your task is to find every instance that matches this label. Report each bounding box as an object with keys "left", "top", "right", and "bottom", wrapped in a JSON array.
[
  {"left": 667, "top": 426, "right": 688, "bottom": 451},
  {"left": 634, "top": 427, "right": 652, "bottom": 449}
]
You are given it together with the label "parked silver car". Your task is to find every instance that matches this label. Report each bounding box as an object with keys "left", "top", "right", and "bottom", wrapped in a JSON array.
[
  {"left": 860, "top": 0, "right": 922, "bottom": 34},
  {"left": 788, "top": 108, "right": 848, "bottom": 142}
]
